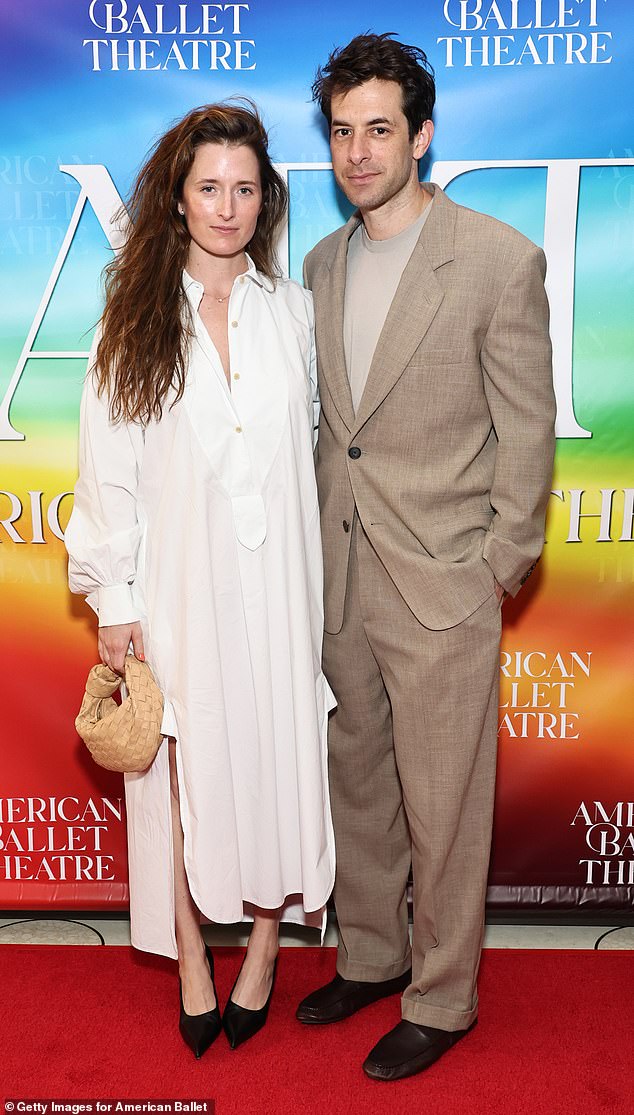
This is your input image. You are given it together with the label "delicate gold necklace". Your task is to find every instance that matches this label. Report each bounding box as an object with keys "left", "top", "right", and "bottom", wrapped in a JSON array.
[{"left": 202, "top": 289, "right": 231, "bottom": 304}]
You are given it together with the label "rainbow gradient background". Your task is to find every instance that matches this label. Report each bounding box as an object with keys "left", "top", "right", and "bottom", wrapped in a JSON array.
[{"left": 1, "top": 0, "right": 633, "bottom": 906}]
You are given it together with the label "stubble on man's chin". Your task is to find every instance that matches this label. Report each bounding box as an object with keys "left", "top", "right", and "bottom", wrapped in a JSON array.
[
  {"left": 337, "top": 182, "right": 390, "bottom": 215},
  {"left": 337, "top": 169, "right": 418, "bottom": 217}
]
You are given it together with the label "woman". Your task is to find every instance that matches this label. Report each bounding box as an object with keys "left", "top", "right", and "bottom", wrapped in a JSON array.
[{"left": 65, "top": 103, "right": 335, "bottom": 1057}]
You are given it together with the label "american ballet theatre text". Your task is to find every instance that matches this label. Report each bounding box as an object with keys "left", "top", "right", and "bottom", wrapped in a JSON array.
[
  {"left": 83, "top": 1, "right": 255, "bottom": 70},
  {"left": 0, "top": 797, "right": 122, "bottom": 883},
  {"left": 572, "top": 801, "right": 634, "bottom": 886},
  {"left": 438, "top": 0, "right": 614, "bottom": 67}
]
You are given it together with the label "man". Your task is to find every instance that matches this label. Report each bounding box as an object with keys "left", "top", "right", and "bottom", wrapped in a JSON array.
[{"left": 296, "top": 34, "right": 556, "bottom": 1081}]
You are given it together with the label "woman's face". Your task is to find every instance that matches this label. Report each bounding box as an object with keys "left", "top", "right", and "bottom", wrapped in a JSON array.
[{"left": 179, "top": 141, "right": 263, "bottom": 263}]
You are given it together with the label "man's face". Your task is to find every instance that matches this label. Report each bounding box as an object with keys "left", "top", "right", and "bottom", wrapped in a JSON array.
[{"left": 329, "top": 78, "right": 432, "bottom": 214}]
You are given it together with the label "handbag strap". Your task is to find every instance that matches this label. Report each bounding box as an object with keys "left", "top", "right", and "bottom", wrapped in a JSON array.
[{"left": 84, "top": 663, "right": 122, "bottom": 699}]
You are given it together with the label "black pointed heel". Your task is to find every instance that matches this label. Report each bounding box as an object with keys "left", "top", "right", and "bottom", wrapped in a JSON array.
[
  {"left": 179, "top": 944, "right": 222, "bottom": 1059},
  {"left": 223, "top": 958, "right": 277, "bottom": 1050}
]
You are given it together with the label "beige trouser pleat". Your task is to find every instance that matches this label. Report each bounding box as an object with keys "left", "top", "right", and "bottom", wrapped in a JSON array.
[{"left": 323, "top": 517, "right": 501, "bottom": 1031}]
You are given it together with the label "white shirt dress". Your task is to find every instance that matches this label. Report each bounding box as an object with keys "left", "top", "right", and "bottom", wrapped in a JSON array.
[{"left": 65, "top": 261, "right": 336, "bottom": 958}]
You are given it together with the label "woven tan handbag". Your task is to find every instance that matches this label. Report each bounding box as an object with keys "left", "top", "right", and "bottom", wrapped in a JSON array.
[{"left": 75, "top": 656, "right": 164, "bottom": 773}]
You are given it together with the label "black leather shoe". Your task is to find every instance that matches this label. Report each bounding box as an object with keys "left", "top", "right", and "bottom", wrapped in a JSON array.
[
  {"left": 296, "top": 968, "right": 412, "bottom": 1024},
  {"left": 363, "top": 1018, "right": 477, "bottom": 1081},
  {"left": 179, "top": 944, "right": 222, "bottom": 1059},
  {"left": 223, "top": 958, "right": 277, "bottom": 1049}
]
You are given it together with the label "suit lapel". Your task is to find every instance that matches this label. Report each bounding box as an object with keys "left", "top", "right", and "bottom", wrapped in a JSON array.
[
  {"left": 352, "top": 185, "right": 457, "bottom": 435},
  {"left": 312, "top": 216, "right": 359, "bottom": 432}
]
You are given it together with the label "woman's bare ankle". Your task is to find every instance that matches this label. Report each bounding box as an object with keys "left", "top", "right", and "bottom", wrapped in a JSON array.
[{"left": 177, "top": 931, "right": 207, "bottom": 967}]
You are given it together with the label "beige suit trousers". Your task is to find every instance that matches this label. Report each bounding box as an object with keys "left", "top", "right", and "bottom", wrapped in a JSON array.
[{"left": 323, "top": 518, "right": 501, "bottom": 1031}]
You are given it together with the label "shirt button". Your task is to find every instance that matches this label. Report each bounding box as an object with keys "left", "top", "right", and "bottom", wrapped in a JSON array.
[
  {"left": 342, "top": 520, "right": 350, "bottom": 533},
  {"left": 231, "top": 320, "right": 238, "bottom": 328},
  {"left": 348, "top": 446, "right": 361, "bottom": 460},
  {"left": 233, "top": 373, "right": 240, "bottom": 380},
  {"left": 240, "top": 276, "right": 245, "bottom": 284},
  {"left": 235, "top": 426, "right": 242, "bottom": 433}
]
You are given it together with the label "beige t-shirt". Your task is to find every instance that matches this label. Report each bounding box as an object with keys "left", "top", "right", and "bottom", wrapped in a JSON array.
[{"left": 344, "top": 197, "right": 433, "bottom": 414}]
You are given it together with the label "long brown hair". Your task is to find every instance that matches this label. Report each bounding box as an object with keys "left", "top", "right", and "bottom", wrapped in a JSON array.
[{"left": 96, "top": 102, "right": 288, "bottom": 424}]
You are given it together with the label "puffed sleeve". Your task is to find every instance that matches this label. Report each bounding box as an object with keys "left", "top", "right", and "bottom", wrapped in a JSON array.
[{"left": 64, "top": 337, "right": 145, "bottom": 626}]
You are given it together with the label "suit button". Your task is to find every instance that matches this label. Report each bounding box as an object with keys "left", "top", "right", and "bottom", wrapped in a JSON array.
[
  {"left": 342, "top": 520, "right": 350, "bottom": 533},
  {"left": 348, "top": 446, "right": 361, "bottom": 460}
]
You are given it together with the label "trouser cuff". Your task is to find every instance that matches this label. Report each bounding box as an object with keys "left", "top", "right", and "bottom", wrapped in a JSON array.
[
  {"left": 337, "top": 949, "right": 412, "bottom": 982},
  {"left": 401, "top": 996, "right": 478, "bottom": 1032}
]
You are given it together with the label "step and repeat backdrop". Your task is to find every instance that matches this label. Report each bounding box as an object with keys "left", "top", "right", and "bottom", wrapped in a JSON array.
[{"left": 1, "top": 0, "right": 633, "bottom": 909}]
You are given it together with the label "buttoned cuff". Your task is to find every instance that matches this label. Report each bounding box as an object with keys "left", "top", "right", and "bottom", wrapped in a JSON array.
[{"left": 95, "top": 583, "right": 141, "bottom": 627}]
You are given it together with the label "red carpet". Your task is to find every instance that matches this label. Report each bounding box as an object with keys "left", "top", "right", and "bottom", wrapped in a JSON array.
[{"left": 2, "top": 946, "right": 632, "bottom": 1114}]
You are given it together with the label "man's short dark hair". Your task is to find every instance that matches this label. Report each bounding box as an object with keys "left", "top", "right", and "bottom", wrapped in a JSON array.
[{"left": 312, "top": 32, "right": 436, "bottom": 141}]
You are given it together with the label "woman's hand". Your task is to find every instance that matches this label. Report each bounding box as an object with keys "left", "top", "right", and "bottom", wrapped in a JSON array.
[{"left": 98, "top": 621, "right": 145, "bottom": 676}]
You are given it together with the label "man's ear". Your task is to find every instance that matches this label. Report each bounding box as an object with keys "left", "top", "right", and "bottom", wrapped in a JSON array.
[{"left": 413, "top": 119, "right": 434, "bottom": 161}]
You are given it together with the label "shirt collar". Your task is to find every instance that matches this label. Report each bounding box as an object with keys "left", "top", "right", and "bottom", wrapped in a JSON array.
[{"left": 182, "top": 254, "right": 275, "bottom": 298}]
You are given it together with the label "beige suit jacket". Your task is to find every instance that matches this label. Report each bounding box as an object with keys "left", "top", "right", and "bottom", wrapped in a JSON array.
[{"left": 305, "top": 183, "right": 556, "bottom": 633}]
